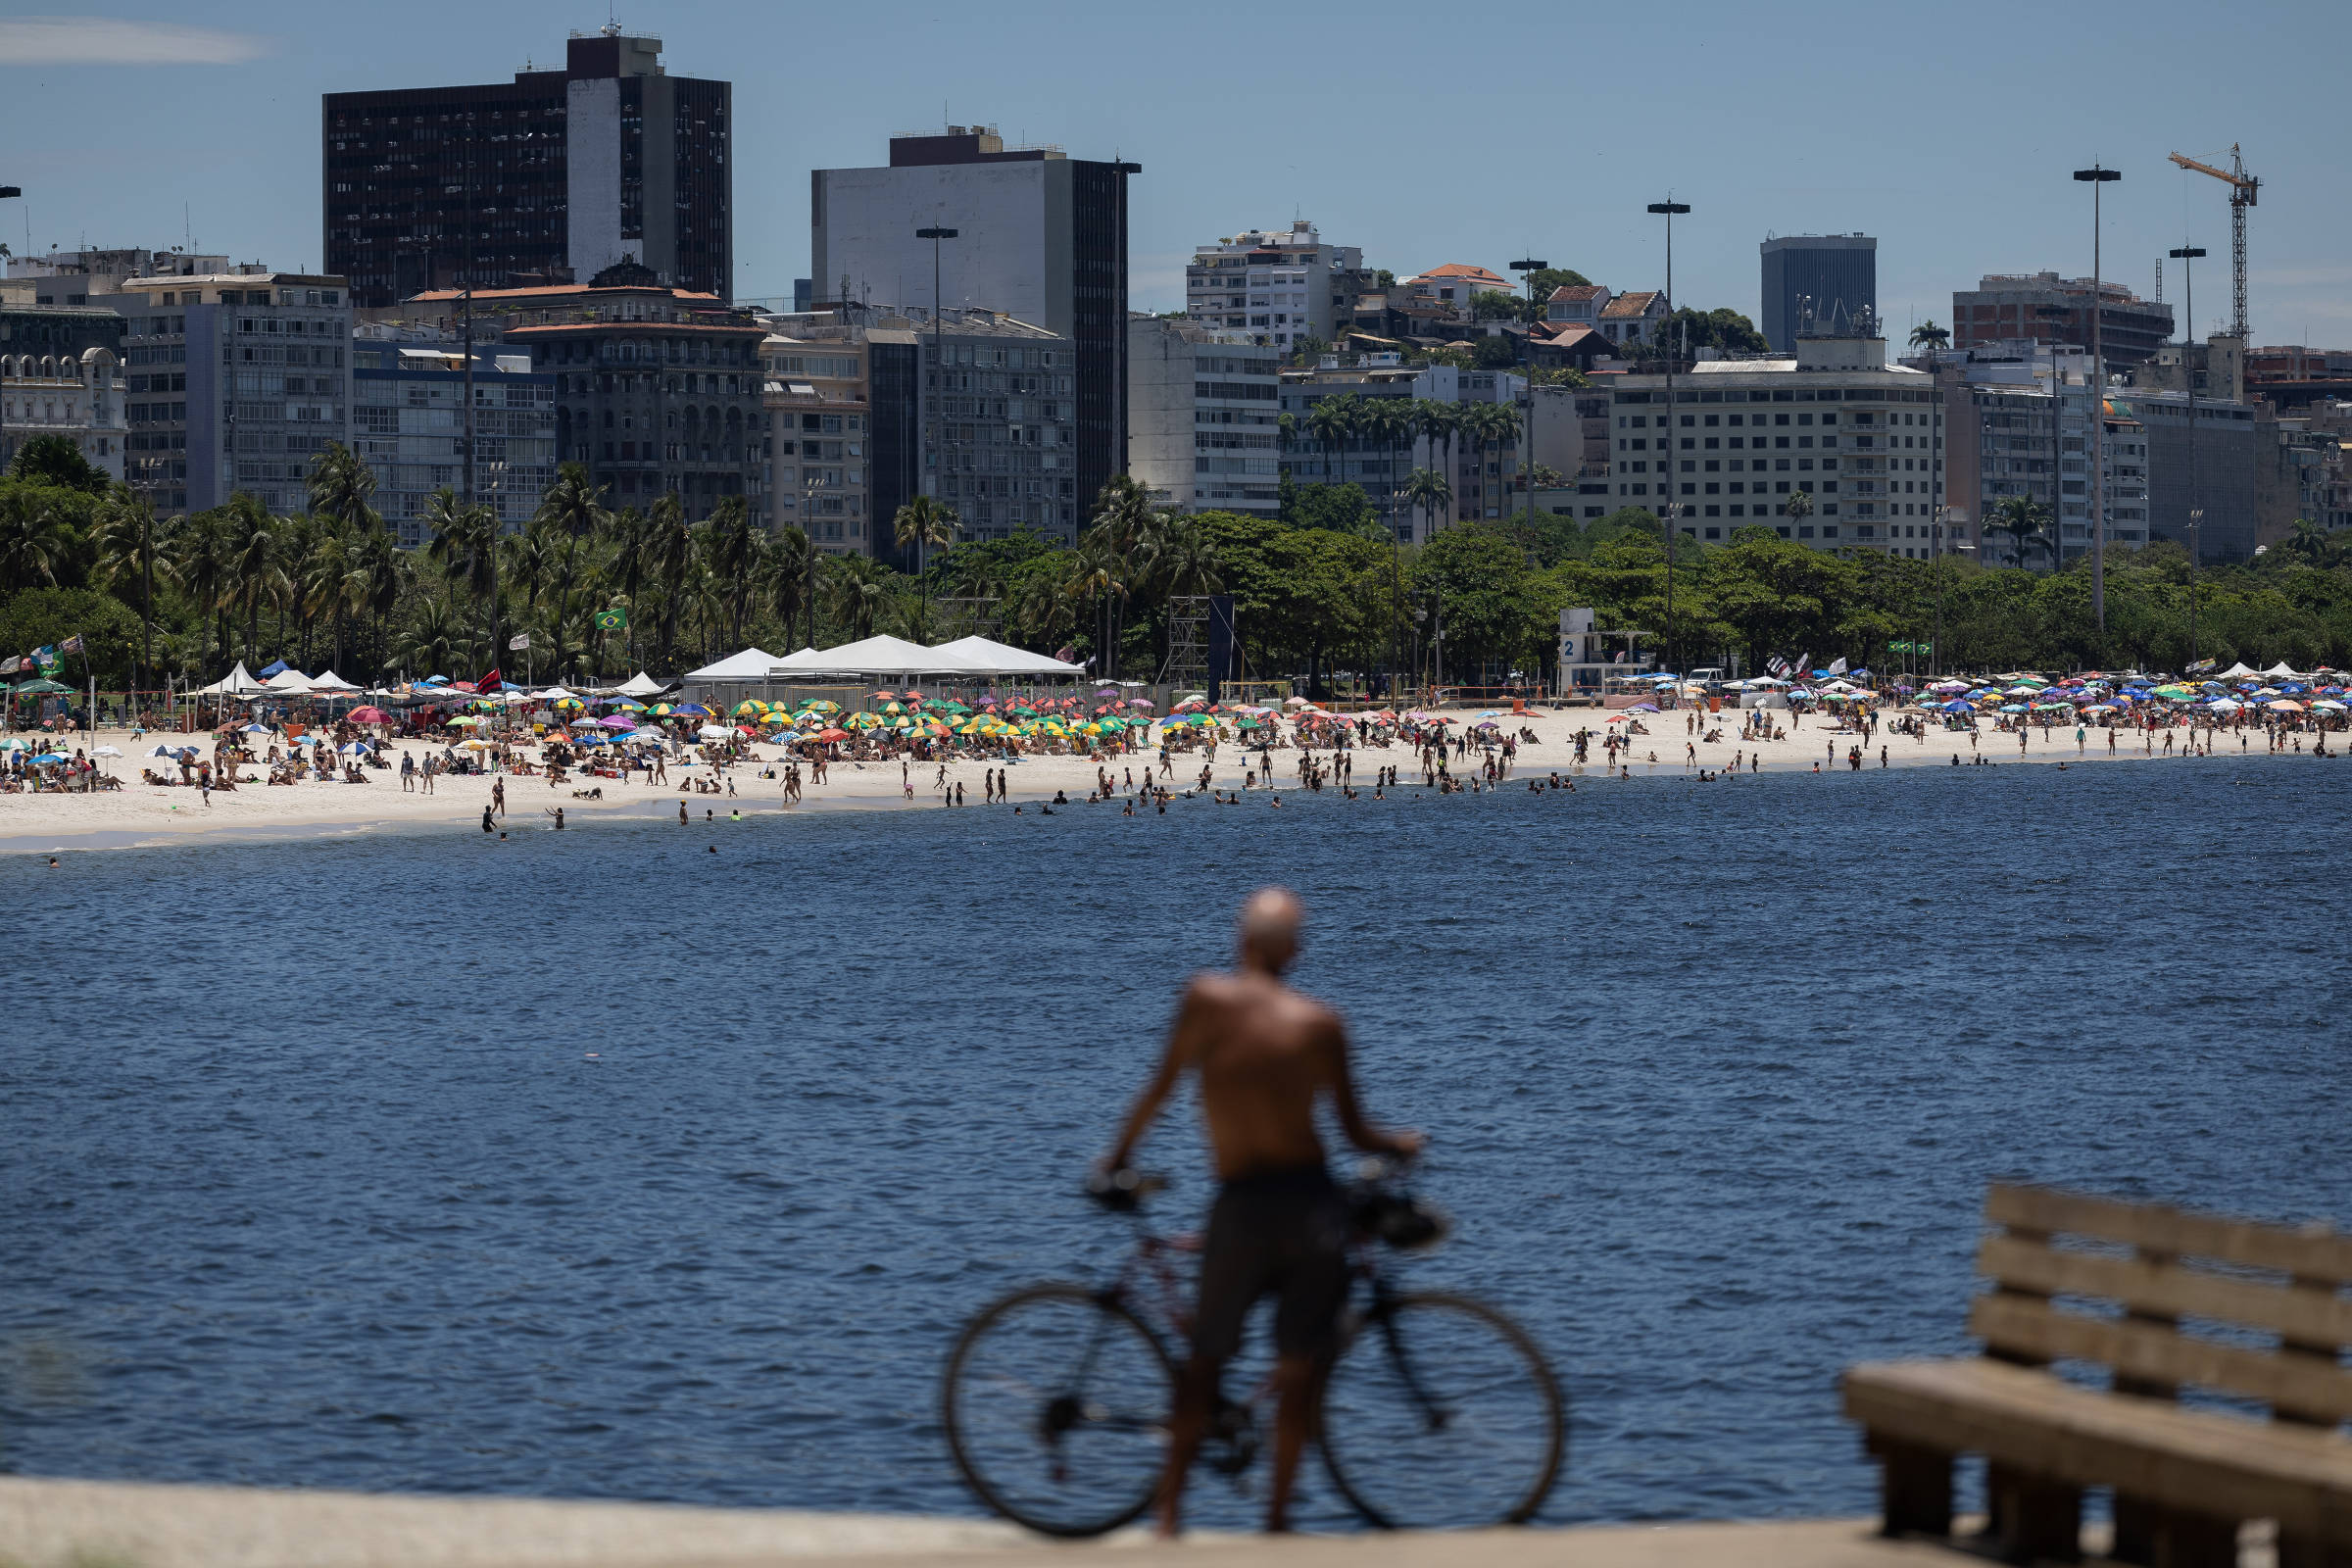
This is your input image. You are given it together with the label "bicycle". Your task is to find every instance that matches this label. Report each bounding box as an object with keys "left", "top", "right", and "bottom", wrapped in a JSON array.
[{"left": 940, "top": 1160, "right": 1565, "bottom": 1537}]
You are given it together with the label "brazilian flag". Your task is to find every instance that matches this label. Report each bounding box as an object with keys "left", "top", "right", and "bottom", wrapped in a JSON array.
[{"left": 594, "top": 608, "right": 629, "bottom": 632}]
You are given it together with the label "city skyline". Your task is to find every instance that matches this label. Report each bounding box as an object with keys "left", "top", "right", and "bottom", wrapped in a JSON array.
[{"left": 0, "top": 1, "right": 2346, "bottom": 348}]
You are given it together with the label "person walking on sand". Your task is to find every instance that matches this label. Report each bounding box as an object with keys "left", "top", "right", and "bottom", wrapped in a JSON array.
[
  {"left": 1102, "top": 889, "right": 1422, "bottom": 1539},
  {"left": 492, "top": 777, "right": 506, "bottom": 818}
]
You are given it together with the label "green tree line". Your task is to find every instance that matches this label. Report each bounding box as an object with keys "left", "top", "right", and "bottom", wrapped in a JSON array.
[{"left": 4, "top": 432, "right": 2350, "bottom": 690}]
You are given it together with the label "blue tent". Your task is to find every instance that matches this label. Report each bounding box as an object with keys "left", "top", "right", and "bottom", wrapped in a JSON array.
[{"left": 259, "top": 660, "right": 291, "bottom": 678}]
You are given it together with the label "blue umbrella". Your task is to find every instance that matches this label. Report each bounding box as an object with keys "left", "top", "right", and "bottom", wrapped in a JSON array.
[
  {"left": 31, "top": 752, "right": 68, "bottom": 763},
  {"left": 1998, "top": 703, "right": 2027, "bottom": 712},
  {"left": 1939, "top": 700, "right": 1974, "bottom": 713}
]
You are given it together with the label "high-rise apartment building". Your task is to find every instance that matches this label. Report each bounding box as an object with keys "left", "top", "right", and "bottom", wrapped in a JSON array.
[
  {"left": 379, "top": 273, "right": 766, "bottom": 525},
  {"left": 323, "top": 27, "right": 732, "bottom": 308},
  {"left": 810, "top": 126, "right": 1135, "bottom": 522},
  {"left": 759, "top": 315, "right": 921, "bottom": 558},
  {"left": 1605, "top": 332, "right": 1941, "bottom": 555},
  {"left": 349, "top": 328, "right": 558, "bottom": 546},
  {"left": 1278, "top": 357, "right": 1525, "bottom": 541},
  {"left": 1952, "top": 273, "right": 2173, "bottom": 374},
  {"left": 1182, "top": 221, "right": 1363, "bottom": 354},
  {"left": 1128, "top": 317, "right": 1281, "bottom": 516},
  {"left": 1760, "top": 234, "right": 1877, "bottom": 351},
  {"left": 114, "top": 270, "right": 353, "bottom": 517}
]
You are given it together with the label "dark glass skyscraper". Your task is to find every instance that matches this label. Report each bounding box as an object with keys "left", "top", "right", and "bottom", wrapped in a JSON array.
[
  {"left": 1760, "top": 234, "right": 1877, "bottom": 351},
  {"left": 323, "top": 28, "right": 731, "bottom": 309}
]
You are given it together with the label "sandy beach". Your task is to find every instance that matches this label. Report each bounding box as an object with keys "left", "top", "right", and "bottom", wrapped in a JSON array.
[{"left": 0, "top": 707, "right": 2321, "bottom": 855}]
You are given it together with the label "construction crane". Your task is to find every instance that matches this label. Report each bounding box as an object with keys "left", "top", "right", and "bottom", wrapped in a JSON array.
[{"left": 2168, "top": 145, "right": 2259, "bottom": 341}]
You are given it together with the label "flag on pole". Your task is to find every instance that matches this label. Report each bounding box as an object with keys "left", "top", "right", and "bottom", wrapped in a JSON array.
[
  {"left": 1828, "top": 657, "right": 1848, "bottom": 675},
  {"left": 594, "top": 608, "right": 628, "bottom": 632},
  {"left": 1793, "top": 651, "right": 1811, "bottom": 677},
  {"left": 475, "top": 667, "right": 502, "bottom": 693},
  {"left": 33, "top": 645, "right": 60, "bottom": 674},
  {"left": 60, "top": 634, "right": 84, "bottom": 656},
  {"left": 509, "top": 632, "right": 531, "bottom": 651},
  {"left": 1766, "top": 656, "right": 1789, "bottom": 678}
]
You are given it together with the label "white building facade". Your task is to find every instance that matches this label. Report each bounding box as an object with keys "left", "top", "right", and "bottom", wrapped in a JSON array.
[
  {"left": 1183, "top": 220, "right": 1363, "bottom": 354},
  {"left": 1605, "top": 334, "right": 1944, "bottom": 554},
  {"left": 0, "top": 345, "right": 126, "bottom": 481},
  {"left": 1128, "top": 317, "right": 1280, "bottom": 516}
]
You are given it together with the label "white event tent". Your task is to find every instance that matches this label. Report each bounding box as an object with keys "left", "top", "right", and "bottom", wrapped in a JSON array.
[
  {"left": 683, "top": 648, "right": 780, "bottom": 683},
  {"left": 192, "top": 661, "right": 269, "bottom": 696}
]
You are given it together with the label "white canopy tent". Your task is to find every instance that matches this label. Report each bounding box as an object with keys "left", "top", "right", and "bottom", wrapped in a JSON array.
[
  {"left": 612, "top": 671, "right": 667, "bottom": 697},
  {"left": 2261, "top": 662, "right": 2304, "bottom": 680},
  {"left": 263, "top": 668, "right": 315, "bottom": 694},
  {"left": 2214, "top": 662, "right": 2260, "bottom": 681},
  {"left": 192, "top": 661, "right": 269, "bottom": 696},
  {"left": 768, "top": 635, "right": 988, "bottom": 679},
  {"left": 308, "top": 669, "right": 361, "bottom": 693},
  {"left": 929, "top": 635, "right": 1088, "bottom": 678},
  {"left": 683, "top": 648, "right": 780, "bottom": 682}
]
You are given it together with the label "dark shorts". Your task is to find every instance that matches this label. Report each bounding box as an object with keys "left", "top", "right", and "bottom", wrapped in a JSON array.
[{"left": 1192, "top": 1165, "right": 1349, "bottom": 1365}]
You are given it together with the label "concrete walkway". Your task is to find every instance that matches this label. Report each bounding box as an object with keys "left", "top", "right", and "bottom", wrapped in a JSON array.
[{"left": 0, "top": 1477, "right": 1980, "bottom": 1568}]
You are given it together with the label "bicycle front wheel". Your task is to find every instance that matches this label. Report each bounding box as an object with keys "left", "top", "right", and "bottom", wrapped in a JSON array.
[
  {"left": 1318, "top": 1290, "right": 1565, "bottom": 1529},
  {"left": 941, "top": 1283, "right": 1175, "bottom": 1538}
]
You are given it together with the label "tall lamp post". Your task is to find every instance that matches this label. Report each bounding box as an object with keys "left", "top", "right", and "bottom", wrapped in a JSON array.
[
  {"left": 2074, "top": 164, "right": 2121, "bottom": 635},
  {"left": 1510, "top": 257, "right": 1546, "bottom": 530},
  {"left": 915, "top": 225, "right": 957, "bottom": 519},
  {"left": 1646, "top": 200, "right": 1690, "bottom": 683},
  {"left": 2171, "top": 243, "right": 2206, "bottom": 670}
]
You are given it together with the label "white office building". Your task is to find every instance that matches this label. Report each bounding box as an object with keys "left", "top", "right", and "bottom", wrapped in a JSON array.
[
  {"left": 1128, "top": 317, "right": 1280, "bottom": 516},
  {"left": 1605, "top": 332, "right": 1941, "bottom": 553},
  {"left": 1183, "top": 220, "right": 1363, "bottom": 354}
]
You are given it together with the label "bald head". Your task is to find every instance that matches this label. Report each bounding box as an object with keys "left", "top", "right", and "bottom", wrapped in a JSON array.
[{"left": 1238, "top": 887, "right": 1302, "bottom": 975}]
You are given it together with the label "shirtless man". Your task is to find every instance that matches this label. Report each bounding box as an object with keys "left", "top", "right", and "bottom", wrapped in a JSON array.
[{"left": 1102, "top": 889, "right": 1421, "bottom": 1536}]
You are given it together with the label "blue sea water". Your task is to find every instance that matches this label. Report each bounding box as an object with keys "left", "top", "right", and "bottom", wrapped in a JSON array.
[{"left": 3, "top": 757, "right": 2348, "bottom": 1530}]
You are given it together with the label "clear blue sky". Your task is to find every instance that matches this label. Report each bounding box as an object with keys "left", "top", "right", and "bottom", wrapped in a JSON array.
[{"left": 3, "top": 1, "right": 2345, "bottom": 346}]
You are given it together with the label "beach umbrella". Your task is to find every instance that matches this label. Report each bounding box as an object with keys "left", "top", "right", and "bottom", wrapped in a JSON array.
[
  {"left": 349, "top": 707, "right": 390, "bottom": 724},
  {"left": 2311, "top": 700, "right": 2346, "bottom": 712},
  {"left": 813, "top": 727, "right": 850, "bottom": 743},
  {"left": 31, "top": 753, "right": 68, "bottom": 764},
  {"left": 598, "top": 715, "right": 635, "bottom": 729},
  {"left": 95, "top": 745, "right": 122, "bottom": 758},
  {"left": 733, "top": 701, "right": 764, "bottom": 717},
  {"left": 1998, "top": 704, "right": 2027, "bottom": 712},
  {"left": 568, "top": 716, "right": 602, "bottom": 730},
  {"left": 2268, "top": 700, "right": 2305, "bottom": 712},
  {"left": 608, "top": 698, "right": 647, "bottom": 712},
  {"left": 1627, "top": 702, "right": 1660, "bottom": 713},
  {"left": 338, "top": 741, "right": 371, "bottom": 756},
  {"left": 240, "top": 722, "right": 270, "bottom": 733},
  {"left": 463, "top": 738, "right": 494, "bottom": 751},
  {"left": 696, "top": 723, "right": 734, "bottom": 740},
  {"left": 674, "top": 703, "right": 712, "bottom": 717}
]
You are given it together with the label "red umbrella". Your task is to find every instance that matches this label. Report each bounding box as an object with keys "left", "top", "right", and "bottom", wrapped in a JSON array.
[
  {"left": 349, "top": 707, "right": 390, "bottom": 724},
  {"left": 814, "top": 727, "right": 851, "bottom": 743}
]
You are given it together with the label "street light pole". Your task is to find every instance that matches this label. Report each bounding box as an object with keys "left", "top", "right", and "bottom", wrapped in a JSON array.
[
  {"left": 1646, "top": 200, "right": 1690, "bottom": 683},
  {"left": 1510, "top": 257, "right": 1545, "bottom": 531},
  {"left": 2074, "top": 164, "right": 2121, "bottom": 635},
  {"left": 2171, "top": 243, "right": 2206, "bottom": 670},
  {"left": 915, "top": 225, "right": 957, "bottom": 531}
]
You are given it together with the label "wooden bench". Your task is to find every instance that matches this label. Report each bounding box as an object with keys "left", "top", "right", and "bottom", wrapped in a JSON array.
[{"left": 1842, "top": 1184, "right": 2352, "bottom": 1567}]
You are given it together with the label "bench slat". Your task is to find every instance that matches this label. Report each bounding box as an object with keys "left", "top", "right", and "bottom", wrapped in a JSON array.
[
  {"left": 1843, "top": 1357, "right": 2352, "bottom": 1540},
  {"left": 1969, "top": 1295, "right": 2352, "bottom": 1422},
  {"left": 1979, "top": 1234, "right": 2352, "bottom": 1348},
  {"left": 1989, "top": 1185, "right": 2352, "bottom": 1284}
]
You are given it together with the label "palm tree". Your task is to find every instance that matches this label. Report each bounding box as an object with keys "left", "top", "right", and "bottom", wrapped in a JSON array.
[
  {"left": 220, "top": 491, "right": 282, "bottom": 665},
  {"left": 536, "top": 463, "right": 610, "bottom": 669},
  {"left": 1358, "top": 398, "right": 1413, "bottom": 540},
  {"left": 1403, "top": 466, "right": 1453, "bottom": 538},
  {"left": 307, "top": 442, "right": 379, "bottom": 536},
  {"left": 384, "top": 598, "right": 465, "bottom": 680},
  {"left": 759, "top": 524, "right": 815, "bottom": 648},
  {"left": 635, "top": 491, "right": 692, "bottom": 671},
  {"left": 706, "top": 496, "right": 759, "bottom": 647},
  {"left": 892, "top": 493, "right": 957, "bottom": 577},
  {"left": 173, "top": 506, "right": 236, "bottom": 678},
  {"left": 92, "top": 484, "right": 178, "bottom": 687},
  {"left": 1988, "top": 495, "right": 2050, "bottom": 570},
  {"left": 0, "top": 481, "right": 84, "bottom": 594},
  {"left": 1307, "top": 393, "right": 1358, "bottom": 484},
  {"left": 1485, "top": 402, "right": 1524, "bottom": 518},
  {"left": 1413, "top": 400, "right": 1460, "bottom": 527},
  {"left": 1783, "top": 490, "right": 1815, "bottom": 529},
  {"left": 824, "top": 553, "right": 892, "bottom": 640},
  {"left": 1908, "top": 320, "right": 1951, "bottom": 357},
  {"left": 2284, "top": 516, "right": 2335, "bottom": 565}
]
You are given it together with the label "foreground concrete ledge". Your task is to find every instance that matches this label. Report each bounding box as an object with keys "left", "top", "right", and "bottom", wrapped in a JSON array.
[{"left": 0, "top": 1476, "right": 1948, "bottom": 1568}]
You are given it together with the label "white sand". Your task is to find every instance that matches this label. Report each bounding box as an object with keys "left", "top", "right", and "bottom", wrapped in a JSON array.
[{"left": 0, "top": 709, "right": 2305, "bottom": 855}]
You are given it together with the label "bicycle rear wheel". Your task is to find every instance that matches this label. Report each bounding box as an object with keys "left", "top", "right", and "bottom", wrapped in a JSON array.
[
  {"left": 941, "top": 1283, "right": 1176, "bottom": 1538},
  {"left": 1318, "top": 1290, "right": 1565, "bottom": 1529}
]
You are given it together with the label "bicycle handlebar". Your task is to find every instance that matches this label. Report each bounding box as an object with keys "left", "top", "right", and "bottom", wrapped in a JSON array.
[{"left": 1085, "top": 1167, "right": 1167, "bottom": 1212}]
